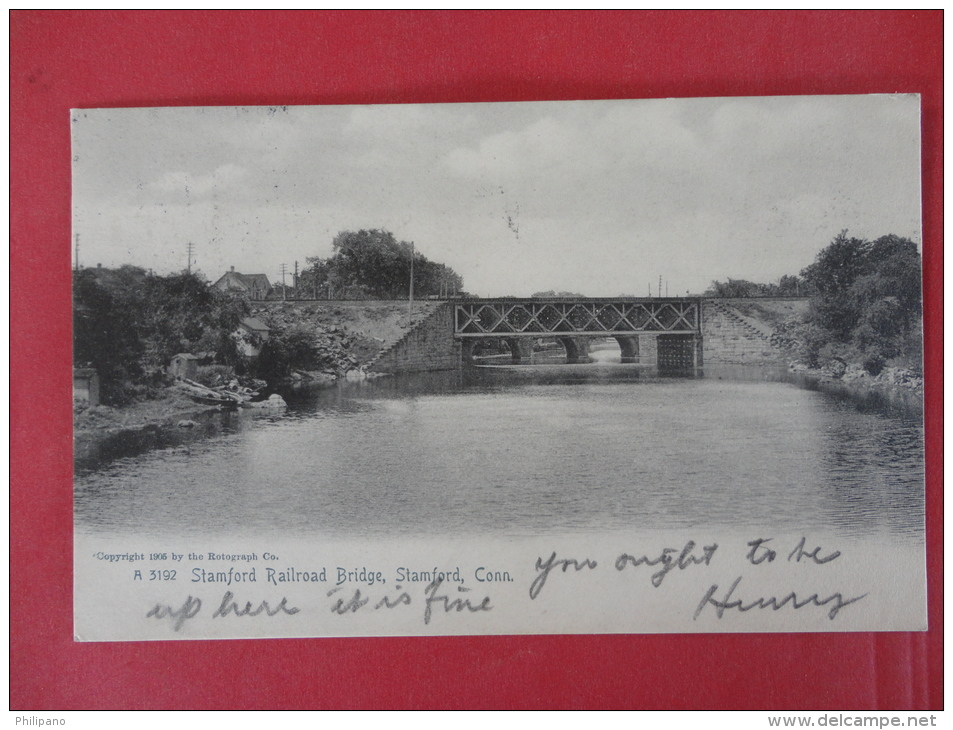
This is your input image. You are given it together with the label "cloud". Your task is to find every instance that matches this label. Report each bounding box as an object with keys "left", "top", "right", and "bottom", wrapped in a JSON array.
[
  {"left": 73, "top": 97, "right": 922, "bottom": 297},
  {"left": 443, "top": 115, "right": 570, "bottom": 180},
  {"left": 148, "top": 164, "right": 248, "bottom": 200}
]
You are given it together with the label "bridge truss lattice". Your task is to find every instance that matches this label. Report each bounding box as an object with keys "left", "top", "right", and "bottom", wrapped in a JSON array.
[{"left": 454, "top": 299, "right": 700, "bottom": 337}]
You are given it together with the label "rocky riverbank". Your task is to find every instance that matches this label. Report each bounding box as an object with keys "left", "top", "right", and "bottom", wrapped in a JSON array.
[
  {"left": 248, "top": 300, "right": 439, "bottom": 382},
  {"left": 74, "top": 300, "right": 440, "bottom": 467},
  {"left": 788, "top": 362, "right": 924, "bottom": 417},
  {"left": 74, "top": 387, "right": 218, "bottom": 436},
  {"left": 73, "top": 388, "right": 226, "bottom": 471}
]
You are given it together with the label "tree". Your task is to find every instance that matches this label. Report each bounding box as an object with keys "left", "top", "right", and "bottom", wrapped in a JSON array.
[
  {"left": 73, "top": 266, "right": 249, "bottom": 403},
  {"left": 299, "top": 257, "right": 333, "bottom": 299},
  {"left": 859, "top": 234, "right": 922, "bottom": 321},
  {"left": 799, "top": 231, "right": 922, "bottom": 368},
  {"left": 73, "top": 268, "right": 147, "bottom": 401},
  {"left": 331, "top": 229, "right": 403, "bottom": 298},
  {"left": 704, "top": 275, "right": 811, "bottom": 298},
  {"left": 532, "top": 290, "right": 586, "bottom": 298},
  {"left": 800, "top": 230, "right": 870, "bottom": 294},
  {"left": 778, "top": 275, "right": 812, "bottom": 297},
  {"left": 300, "top": 229, "right": 463, "bottom": 299},
  {"left": 704, "top": 278, "right": 765, "bottom": 298}
]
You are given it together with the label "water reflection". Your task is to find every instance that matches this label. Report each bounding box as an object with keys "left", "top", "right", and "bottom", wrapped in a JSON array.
[{"left": 75, "top": 364, "right": 925, "bottom": 543}]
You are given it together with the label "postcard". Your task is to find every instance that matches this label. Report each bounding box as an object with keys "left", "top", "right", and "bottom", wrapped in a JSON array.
[{"left": 72, "top": 96, "right": 925, "bottom": 640}]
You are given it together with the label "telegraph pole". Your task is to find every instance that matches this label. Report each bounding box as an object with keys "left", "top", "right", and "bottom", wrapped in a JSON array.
[
  {"left": 279, "top": 263, "right": 288, "bottom": 301},
  {"left": 186, "top": 242, "right": 195, "bottom": 274},
  {"left": 294, "top": 260, "right": 299, "bottom": 298},
  {"left": 74, "top": 233, "right": 80, "bottom": 271}
]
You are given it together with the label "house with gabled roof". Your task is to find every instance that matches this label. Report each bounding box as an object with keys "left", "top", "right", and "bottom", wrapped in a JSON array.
[{"left": 213, "top": 267, "right": 272, "bottom": 300}]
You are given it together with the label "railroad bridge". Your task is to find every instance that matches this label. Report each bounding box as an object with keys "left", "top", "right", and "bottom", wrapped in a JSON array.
[
  {"left": 368, "top": 296, "right": 802, "bottom": 374},
  {"left": 455, "top": 298, "right": 701, "bottom": 369}
]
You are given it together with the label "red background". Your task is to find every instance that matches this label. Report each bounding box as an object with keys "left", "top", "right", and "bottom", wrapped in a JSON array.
[{"left": 10, "top": 11, "right": 943, "bottom": 710}]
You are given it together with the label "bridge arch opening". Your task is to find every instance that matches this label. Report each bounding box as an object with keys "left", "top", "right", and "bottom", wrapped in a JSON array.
[
  {"left": 558, "top": 337, "right": 589, "bottom": 364},
  {"left": 584, "top": 337, "right": 640, "bottom": 364},
  {"left": 461, "top": 338, "right": 525, "bottom": 364},
  {"left": 532, "top": 337, "right": 592, "bottom": 364},
  {"left": 504, "top": 338, "right": 533, "bottom": 364},
  {"left": 614, "top": 336, "right": 639, "bottom": 363},
  {"left": 465, "top": 336, "right": 644, "bottom": 366}
]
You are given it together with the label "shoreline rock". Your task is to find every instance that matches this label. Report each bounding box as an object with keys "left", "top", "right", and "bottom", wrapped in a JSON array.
[{"left": 787, "top": 362, "right": 923, "bottom": 417}]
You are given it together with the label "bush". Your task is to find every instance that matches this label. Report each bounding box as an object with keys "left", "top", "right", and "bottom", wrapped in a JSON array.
[
  {"left": 101, "top": 379, "right": 162, "bottom": 407},
  {"left": 785, "top": 322, "right": 834, "bottom": 368},
  {"left": 73, "top": 267, "right": 249, "bottom": 402},
  {"left": 887, "top": 323, "right": 923, "bottom": 375},
  {"left": 254, "top": 327, "right": 325, "bottom": 381},
  {"left": 800, "top": 232, "right": 921, "bottom": 367},
  {"left": 194, "top": 365, "right": 234, "bottom": 388},
  {"left": 862, "top": 354, "right": 886, "bottom": 376}
]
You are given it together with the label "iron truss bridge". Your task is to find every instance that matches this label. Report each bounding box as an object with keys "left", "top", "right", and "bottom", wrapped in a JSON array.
[{"left": 454, "top": 298, "right": 700, "bottom": 337}]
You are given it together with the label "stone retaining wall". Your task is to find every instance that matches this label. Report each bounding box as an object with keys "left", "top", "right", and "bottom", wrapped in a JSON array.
[
  {"left": 701, "top": 300, "right": 785, "bottom": 364},
  {"left": 368, "top": 304, "right": 461, "bottom": 373}
]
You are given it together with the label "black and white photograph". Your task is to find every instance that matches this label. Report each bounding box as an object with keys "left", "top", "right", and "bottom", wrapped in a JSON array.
[{"left": 72, "top": 96, "right": 925, "bottom": 640}]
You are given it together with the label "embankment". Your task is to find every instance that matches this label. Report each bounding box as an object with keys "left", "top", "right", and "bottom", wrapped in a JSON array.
[
  {"left": 249, "top": 299, "right": 442, "bottom": 371},
  {"left": 701, "top": 297, "right": 809, "bottom": 365},
  {"left": 788, "top": 364, "right": 924, "bottom": 418},
  {"left": 701, "top": 298, "right": 922, "bottom": 417},
  {"left": 75, "top": 300, "right": 443, "bottom": 466},
  {"left": 74, "top": 388, "right": 225, "bottom": 471}
]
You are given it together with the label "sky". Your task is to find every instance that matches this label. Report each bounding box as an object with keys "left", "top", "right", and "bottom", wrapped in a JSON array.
[{"left": 71, "top": 95, "right": 922, "bottom": 297}]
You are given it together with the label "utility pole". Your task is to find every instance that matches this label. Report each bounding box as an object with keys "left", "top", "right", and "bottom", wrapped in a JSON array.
[
  {"left": 279, "top": 263, "right": 288, "bottom": 301},
  {"left": 294, "top": 260, "right": 299, "bottom": 298},
  {"left": 74, "top": 233, "right": 80, "bottom": 271},
  {"left": 658, "top": 275, "right": 662, "bottom": 298},
  {"left": 408, "top": 241, "right": 415, "bottom": 315},
  {"left": 186, "top": 241, "right": 195, "bottom": 274}
]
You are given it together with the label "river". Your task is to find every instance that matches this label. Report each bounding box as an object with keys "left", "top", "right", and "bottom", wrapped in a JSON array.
[{"left": 74, "top": 355, "right": 924, "bottom": 545}]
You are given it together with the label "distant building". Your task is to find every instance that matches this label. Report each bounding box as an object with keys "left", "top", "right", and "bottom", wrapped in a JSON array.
[
  {"left": 235, "top": 317, "right": 271, "bottom": 357},
  {"left": 213, "top": 267, "right": 272, "bottom": 300}
]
